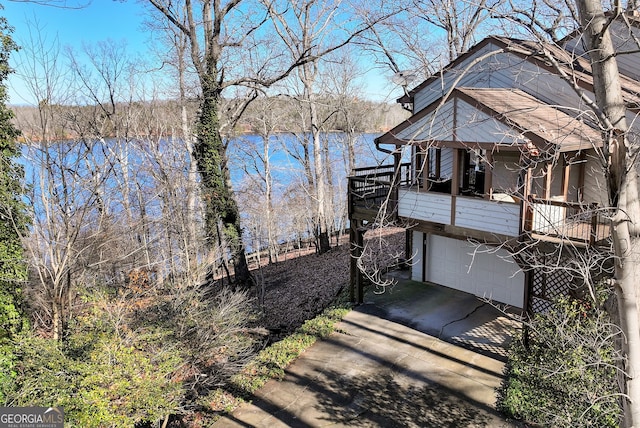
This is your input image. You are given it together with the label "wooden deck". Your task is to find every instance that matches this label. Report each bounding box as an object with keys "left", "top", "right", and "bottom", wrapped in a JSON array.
[
  {"left": 525, "top": 196, "right": 610, "bottom": 246},
  {"left": 347, "top": 163, "right": 411, "bottom": 222},
  {"left": 348, "top": 165, "right": 610, "bottom": 248}
]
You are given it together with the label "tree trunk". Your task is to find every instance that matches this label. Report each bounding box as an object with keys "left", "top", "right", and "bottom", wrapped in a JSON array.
[
  {"left": 576, "top": 2, "right": 640, "bottom": 426},
  {"left": 195, "top": 80, "right": 252, "bottom": 287},
  {"left": 305, "top": 72, "right": 331, "bottom": 254},
  {"left": 264, "top": 134, "right": 277, "bottom": 264},
  {"left": 52, "top": 299, "right": 63, "bottom": 341}
]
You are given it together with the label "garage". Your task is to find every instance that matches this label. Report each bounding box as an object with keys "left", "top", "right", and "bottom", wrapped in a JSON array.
[{"left": 414, "top": 232, "right": 525, "bottom": 308}]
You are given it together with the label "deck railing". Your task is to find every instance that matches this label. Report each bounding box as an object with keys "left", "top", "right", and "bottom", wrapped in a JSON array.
[
  {"left": 348, "top": 163, "right": 411, "bottom": 220},
  {"left": 348, "top": 165, "right": 610, "bottom": 247},
  {"left": 524, "top": 196, "right": 610, "bottom": 245}
]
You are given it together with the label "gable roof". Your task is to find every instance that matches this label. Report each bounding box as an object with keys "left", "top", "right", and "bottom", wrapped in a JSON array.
[
  {"left": 378, "top": 87, "right": 602, "bottom": 153},
  {"left": 562, "top": 13, "right": 640, "bottom": 83},
  {"left": 398, "top": 36, "right": 640, "bottom": 109}
]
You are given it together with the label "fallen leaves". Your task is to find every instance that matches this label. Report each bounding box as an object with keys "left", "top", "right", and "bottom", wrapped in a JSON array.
[{"left": 253, "top": 227, "right": 405, "bottom": 336}]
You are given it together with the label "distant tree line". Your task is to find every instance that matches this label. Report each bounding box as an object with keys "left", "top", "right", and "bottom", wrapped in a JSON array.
[{"left": 11, "top": 96, "right": 407, "bottom": 141}]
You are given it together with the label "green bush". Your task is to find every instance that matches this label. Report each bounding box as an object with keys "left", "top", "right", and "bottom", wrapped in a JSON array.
[
  {"left": 497, "top": 294, "right": 622, "bottom": 427},
  {"left": 7, "top": 322, "right": 183, "bottom": 427},
  {"left": 4, "top": 283, "right": 261, "bottom": 426}
]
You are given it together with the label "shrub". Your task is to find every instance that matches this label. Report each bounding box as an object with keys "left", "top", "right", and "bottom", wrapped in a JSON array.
[
  {"left": 497, "top": 293, "right": 622, "bottom": 427},
  {"left": 141, "top": 285, "right": 259, "bottom": 391},
  {"left": 5, "top": 282, "right": 260, "bottom": 426},
  {"left": 7, "top": 318, "right": 183, "bottom": 427}
]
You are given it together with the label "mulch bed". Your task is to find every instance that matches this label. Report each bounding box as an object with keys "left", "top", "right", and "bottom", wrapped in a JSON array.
[{"left": 251, "top": 227, "right": 405, "bottom": 335}]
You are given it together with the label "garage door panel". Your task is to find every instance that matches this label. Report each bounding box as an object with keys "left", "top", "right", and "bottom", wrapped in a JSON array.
[{"left": 426, "top": 235, "right": 524, "bottom": 307}]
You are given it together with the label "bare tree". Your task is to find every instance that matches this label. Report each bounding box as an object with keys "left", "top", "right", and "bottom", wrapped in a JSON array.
[
  {"left": 414, "top": 0, "right": 496, "bottom": 61},
  {"left": 263, "top": 0, "right": 392, "bottom": 253},
  {"left": 22, "top": 138, "right": 107, "bottom": 339},
  {"left": 360, "top": 0, "right": 498, "bottom": 92},
  {"left": 145, "top": 12, "right": 205, "bottom": 284},
  {"left": 574, "top": 2, "right": 640, "bottom": 426},
  {"left": 232, "top": 96, "right": 287, "bottom": 264},
  {"left": 144, "top": 0, "right": 312, "bottom": 286}
]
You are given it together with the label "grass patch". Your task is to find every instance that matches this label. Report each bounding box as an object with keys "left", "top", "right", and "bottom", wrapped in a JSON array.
[{"left": 228, "top": 302, "right": 351, "bottom": 398}]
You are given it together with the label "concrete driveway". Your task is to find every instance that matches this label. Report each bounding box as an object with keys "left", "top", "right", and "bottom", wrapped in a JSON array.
[{"left": 214, "top": 276, "right": 522, "bottom": 427}]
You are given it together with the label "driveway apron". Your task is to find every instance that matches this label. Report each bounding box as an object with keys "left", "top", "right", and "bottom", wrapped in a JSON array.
[{"left": 213, "top": 279, "right": 521, "bottom": 427}]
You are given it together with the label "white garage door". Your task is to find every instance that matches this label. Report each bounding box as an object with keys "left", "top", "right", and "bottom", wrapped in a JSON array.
[{"left": 426, "top": 235, "right": 524, "bottom": 308}]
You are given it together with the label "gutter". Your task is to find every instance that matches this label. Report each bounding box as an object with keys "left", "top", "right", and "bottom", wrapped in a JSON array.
[{"left": 375, "top": 137, "right": 394, "bottom": 155}]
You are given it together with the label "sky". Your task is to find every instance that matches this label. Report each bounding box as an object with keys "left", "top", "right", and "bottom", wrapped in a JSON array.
[
  {"left": 1, "top": 0, "right": 400, "bottom": 105},
  {"left": 2, "top": 0, "right": 156, "bottom": 105}
]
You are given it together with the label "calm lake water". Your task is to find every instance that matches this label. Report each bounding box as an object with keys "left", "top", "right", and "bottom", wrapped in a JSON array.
[{"left": 228, "top": 132, "right": 392, "bottom": 189}]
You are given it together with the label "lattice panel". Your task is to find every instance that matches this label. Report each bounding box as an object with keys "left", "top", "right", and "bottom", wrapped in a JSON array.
[{"left": 528, "top": 254, "right": 576, "bottom": 314}]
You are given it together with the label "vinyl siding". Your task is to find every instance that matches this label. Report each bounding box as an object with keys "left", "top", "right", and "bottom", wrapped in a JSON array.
[
  {"left": 455, "top": 197, "right": 521, "bottom": 236},
  {"left": 398, "top": 190, "right": 452, "bottom": 224}
]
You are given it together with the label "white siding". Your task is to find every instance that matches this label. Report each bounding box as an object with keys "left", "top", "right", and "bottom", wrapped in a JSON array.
[
  {"left": 399, "top": 189, "right": 521, "bottom": 236},
  {"left": 411, "top": 231, "right": 423, "bottom": 282},
  {"left": 582, "top": 153, "right": 609, "bottom": 207},
  {"left": 426, "top": 235, "right": 525, "bottom": 307},
  {"left": 396, "top": 102, "right": 454, "bottom": 142},
  {"left": 454, "top": 99, "right": 518, "bottom": 143},
  {"left": 412, "top": 45, "right": 597, "bottom": 121},
  {"left": 400, "top": 97, "right": 526, "bottom": 145},
  {"left": 398, "top": 189, "right": 452, "bottom": 224},
  {"left": 492, "top": 152, "right": 520, "bottom": 193},
  {"left": 413, "top": 43, "right": 501, "bottom": 112},
  {"left": 565, "top": 22, "right": 640, "bottom": 81},
  {"left": 454, "top": 197, "right": 521, "bottom": 236},
  {"left": 441, "top": 148, "right": 454, "bottom": 178}
]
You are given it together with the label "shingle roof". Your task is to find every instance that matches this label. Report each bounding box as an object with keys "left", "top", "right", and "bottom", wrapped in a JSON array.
[
  {"left": 456, "top": 87, "right": 602, "bottom": 152},
  {"left": 379, "top": 87, "right": 602, "bottom": 153},
  {"left": 398, "top": 36, "right": 640, "bottom": 108}
]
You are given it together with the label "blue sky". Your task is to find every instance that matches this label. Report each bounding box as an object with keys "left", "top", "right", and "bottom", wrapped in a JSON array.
[
  {"left": 3, "top": 0, "right": 152, "bottom": 104},
  {"left": 3, "top": 1, "right": 148, "bottom": 46},
  {"left": 1, "top": 1, "right": 398, "bottom": 105}
]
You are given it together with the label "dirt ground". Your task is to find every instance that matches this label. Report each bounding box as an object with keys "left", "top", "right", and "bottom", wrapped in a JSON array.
[{"left": 252, "top": 228, "right": 405, "bottom": 335}]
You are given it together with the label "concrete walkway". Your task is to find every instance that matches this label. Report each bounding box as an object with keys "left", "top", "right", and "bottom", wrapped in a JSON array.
[{"left": 214, "top": 277, "right": 522, "bottom": 427}]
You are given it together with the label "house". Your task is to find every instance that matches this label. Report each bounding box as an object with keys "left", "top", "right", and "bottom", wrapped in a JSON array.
[{"left": 348, "top": 25, "right": 640, "bottom": 313}]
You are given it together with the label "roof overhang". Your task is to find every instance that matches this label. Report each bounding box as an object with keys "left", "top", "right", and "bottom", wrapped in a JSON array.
[{"left": 377, "top": 87, "right": 603, "bottom": 154}]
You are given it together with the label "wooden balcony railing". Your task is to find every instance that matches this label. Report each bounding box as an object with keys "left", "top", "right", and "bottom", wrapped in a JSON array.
[
  {"left": 348, "top": 163, "right": 411, "bottom": 221},
  {"left": 524, "top": 196, "right": 610, "bottom": 246}
]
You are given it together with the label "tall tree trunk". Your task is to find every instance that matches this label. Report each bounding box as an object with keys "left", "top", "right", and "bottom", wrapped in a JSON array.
[
  {"left": 182, "top": 104, "right": 200, "bottom": 275},
  {"left": 322, "top": 133, "right": 336, "bottom": 244},
  {"left": 264, "top": 135, "right": 277, "bottom": 264},
  {"left": 305, "top": 73, "right": 331, "bottom": 254},
  {"left": 195, "top": 79, "right": 252, "bottom": 286},
  {"left": 577, "top": 2, "right": 640, "bottom": 426}
]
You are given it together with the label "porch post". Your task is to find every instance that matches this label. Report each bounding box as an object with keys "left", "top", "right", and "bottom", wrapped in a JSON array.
[
  {"left": 484, "top": 151, "right": 493, "bottom": 198},
  {"left": 349, "top": 219, "right": 361, "bottom": 303},
  {"left": 355, "top": 227, "right": 364, "bottom": 304},
  {"left": 451, "top": 148, "right": 460, "bottom": 195},
  {"left": 561, "top": 154, "right": 571, "bottom": 200},
  {"left": 544, "top": 163, "right": 553, "bottom": 199},
  {"left": 404, "top": 229, "right": 412, "bottom": 268},
  {"left": 451, "top": 148, "right": 460, "bottom": 226},
  {"left": 392, "top": 146, "right": 401, "bottom": 219}
]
